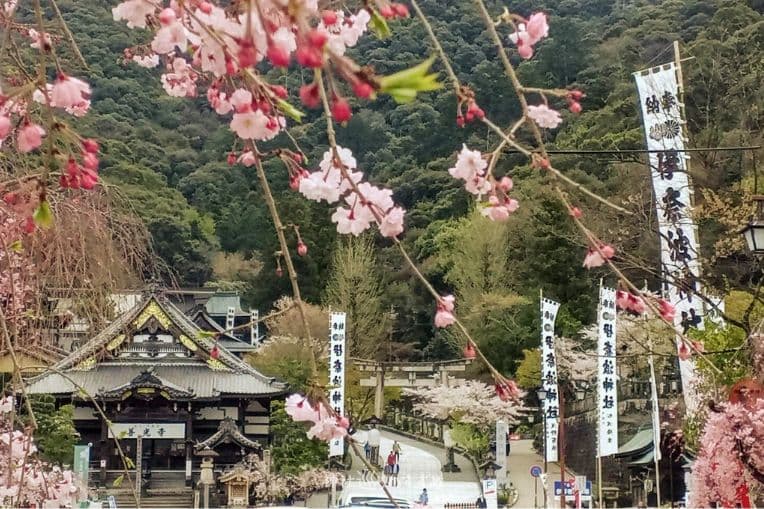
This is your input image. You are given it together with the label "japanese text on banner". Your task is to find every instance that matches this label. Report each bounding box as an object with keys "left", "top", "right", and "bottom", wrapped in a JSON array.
[
  {"left": 634, "top": 63, "right": 704, "bottom": 413},
  {"left": 329, "top": 312, "right": 347, "bottom": 457},
  {"left": 597, "top": 286, "right": 618, "bottom": 457},
  {"left": 540, "top": 296, "right": 560, "bottom": 463}
]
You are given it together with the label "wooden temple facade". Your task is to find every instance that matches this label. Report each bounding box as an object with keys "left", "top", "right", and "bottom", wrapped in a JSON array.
[{"left": 24, "top": 291, "right": 286, "bottom": 488}]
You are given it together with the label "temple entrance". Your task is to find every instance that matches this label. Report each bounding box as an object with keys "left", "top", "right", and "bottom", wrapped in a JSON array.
[{"left": 106, "top": 438, "right": 185, "bottom": 470}]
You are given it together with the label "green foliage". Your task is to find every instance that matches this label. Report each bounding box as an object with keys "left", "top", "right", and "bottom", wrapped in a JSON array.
[
  {"left": 55, "top": 0, "right": 762, "bottom": 372},
  {"left": 25, "top": 395, "right": 79, "bottom": 466},
  {"left": 269, "top": 401, "right": 328, "bottom": 475},
  {"left": 515, "top": 349, "right": 542, "bottom": 389},
  {"left": 324, "top": 236, "right": 389, "bottom": 359},
  {"left": 449, "top": 422, "right": 489, "bottom": 459}
]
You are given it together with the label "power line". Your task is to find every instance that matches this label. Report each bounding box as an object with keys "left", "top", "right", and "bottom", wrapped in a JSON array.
[{"left": 503, "top": 145, "right": 761, "bottom": 155}]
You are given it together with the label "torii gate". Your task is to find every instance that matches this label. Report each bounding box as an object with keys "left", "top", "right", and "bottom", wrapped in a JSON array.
[{"left": 352, "top": 358, "right": 472, "bottom": 419}]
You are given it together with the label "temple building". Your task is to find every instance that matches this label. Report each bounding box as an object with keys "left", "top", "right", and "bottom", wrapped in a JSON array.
[{"left": 24, "top": 290, "right": 286, "bottom": 489}]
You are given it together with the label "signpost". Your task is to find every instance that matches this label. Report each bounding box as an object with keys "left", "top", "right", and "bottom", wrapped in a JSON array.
[
  {"left": 482, "top": 479, "right": 498, "bottom": 509},
  {"left": 554, "top": 480, "right": 594, "bottom": 509},
  {"left": 530, "top": 465, "right": 542, "bottom": 509}
]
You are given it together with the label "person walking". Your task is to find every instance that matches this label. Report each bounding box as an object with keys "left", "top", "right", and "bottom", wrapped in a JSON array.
[
  {"left": 392, "top": 440, "right": 401, "bottom": 462},
  {"left": 364, "top": 440, "right": 371, "bottom": 459},
  {"left": 418, "top": 488, "right": 428, "bottom": 506},
  {"left": 368, "top": 425, "right": 381, "bottom": 464},
  {"left": 391, "top": 461, "right": 399, "bottom": 487}
]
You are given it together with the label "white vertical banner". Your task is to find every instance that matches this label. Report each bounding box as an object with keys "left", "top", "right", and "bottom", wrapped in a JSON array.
[
  {"left": 496, "top": 420, "right": 508, "bottom": 488},
  {"left": 597, "top": 286, "right": 618, "bottom": 457},
  {"left": 540, "top": 296, "right": 560, "bottom": 463},
  {"left": 634, "top": 63, "right": 705, "bottom": 413},
  {"left": 329, "top": 312, "right": 347, "bottom": 458}
]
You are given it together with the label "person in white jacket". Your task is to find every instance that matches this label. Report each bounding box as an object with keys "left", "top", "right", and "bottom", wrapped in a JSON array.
[{"left": 367, "top": 425, "right": 381, "bottom": 464}]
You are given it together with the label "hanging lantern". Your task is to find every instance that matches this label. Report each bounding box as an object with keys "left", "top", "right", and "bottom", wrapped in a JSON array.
[
  {"left": 463, "top": 341, "right": 476, "bottom": 359},
  {"left": 210, "top": 345, "right": 220, "bottom": 359}
]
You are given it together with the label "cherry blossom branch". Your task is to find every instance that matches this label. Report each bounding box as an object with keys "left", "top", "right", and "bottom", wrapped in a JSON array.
[
  {"left": 314, "top": 68, "right": 506, "bottom": 382},
  {"left": 252, "top": 153, "right": 319, "bottom": 378},
  {"left": 19, "top": 365, "right": 139, "bottom": 505},
  {"left": 554, "top": 186, "right": 722, "bottom": 373},
  {"left": 411, "top": 0, "right": 631, "bottom": 215}
]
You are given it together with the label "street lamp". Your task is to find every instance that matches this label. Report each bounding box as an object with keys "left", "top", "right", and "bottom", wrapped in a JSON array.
[{"left": 740, "top": 195, "right": 764, "bottom": 257}]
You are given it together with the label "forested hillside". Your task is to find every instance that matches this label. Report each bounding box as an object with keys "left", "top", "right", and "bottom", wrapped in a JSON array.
[{"left": 57, "top": 0, "right": 762, "bottom": 374}]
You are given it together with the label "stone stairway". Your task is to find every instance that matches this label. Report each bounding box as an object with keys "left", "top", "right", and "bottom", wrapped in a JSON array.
[
  {"left": 112, "top": 491, "right": 195, "bottom": 508},
  {"left": 103, "top": 471, "right": 194, "bottom": 508}
]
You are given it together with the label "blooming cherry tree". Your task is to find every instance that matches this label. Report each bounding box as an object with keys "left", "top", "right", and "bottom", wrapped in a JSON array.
[
  {"left": 0, "top": 397, "right": 80, "bottom": 507},
  {"left": 404, "top": 380, "right": 527, "bottom": 429}
]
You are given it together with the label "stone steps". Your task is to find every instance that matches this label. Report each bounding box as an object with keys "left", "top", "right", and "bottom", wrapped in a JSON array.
[{"left": 112, "top": 492, "right": 194, "bottom": 508}]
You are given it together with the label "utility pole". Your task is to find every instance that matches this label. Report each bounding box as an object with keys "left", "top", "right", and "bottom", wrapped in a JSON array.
[
  {"left": 648, "top": 337, "right": 662, "bottom": 507},
  {"left": 559, "top": 389, "right": 566, "bottom": 509}
]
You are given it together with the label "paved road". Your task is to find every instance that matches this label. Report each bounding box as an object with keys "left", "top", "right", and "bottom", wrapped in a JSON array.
[
  {"left": 339, "top": 429, "right": 482, "bottom": 507},
  {"left": 505, "top": 439, "right": 578, "bottom": 509}
]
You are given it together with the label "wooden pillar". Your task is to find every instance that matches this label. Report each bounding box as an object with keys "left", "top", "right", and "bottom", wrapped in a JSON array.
[
  {"left": 186, "top": 407, "right": 194, "bottom": 487},
  {"left": 100, "top": 409, "right": 108, "bottom": 486},
  {"left": 374, "top": 370, "right": 385, "bottom": 419}
]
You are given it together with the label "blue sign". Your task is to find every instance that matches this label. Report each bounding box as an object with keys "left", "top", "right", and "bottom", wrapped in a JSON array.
[
  {"left": 554, "top": 480, "right": 592, "bottom": 497},
  {"left": 530, "top": 465, "right": 542, "bottom": 478}
]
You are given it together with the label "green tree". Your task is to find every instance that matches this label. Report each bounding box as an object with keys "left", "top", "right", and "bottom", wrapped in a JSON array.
[
  {"left": 269, "top": 401, "right": 328, "bottom": 475},
  {"left": 515, "top": 349, "right": 542, "bottom": 390},
  {"left": 324, "top": 237, "right": 389, "bottom": 359},
  {"left": 428, "top": 209, "right": 529, "bottom": 373},
  {"left": 25, "top": 395, "right": 79, "bottom": 466}
]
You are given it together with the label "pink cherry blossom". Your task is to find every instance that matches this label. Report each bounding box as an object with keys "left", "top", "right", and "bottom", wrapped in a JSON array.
[
  {"left": 152, "top": 16, "right": 187, "bottom": 54},
  {"left": 132, "top": 54, "right": 160, "bottom": 68},
  {"left": 230, "top": 109, "right": 278, "bottom": 140},
  {"left": 434, "top": 309, "right": 455, "bottom": 328},
  {"left": 481, "top": 196, "right": 519, "bottom": 222},
  {"left": 230, "top": 89, "right": 253, "bottom": 111},
  {"left": 527, "top": 104, "right": 563, "bottom": 129},
  {"left": 307, "top": 417, "right": 348, "bottom": 441},
  {"left": 677, "top": 341, "right": 691, "bottom": 360},
  {"left": 582, "top": 244, "right": 615, "bottom": 269},
  {"left": 112, "top": 0, "right": 155, "bottom": 29},
  {"left": 331, "top": 206, "right": 371, "bottom": 236},
  {"left": 378, "top": 206, "right": 405, "bottom": 237},
  {"left": 405, "top": 380, "right": 526, "bottom": 426},
  {"left": 440, "top": 294, "right": 455, "bottom": 312},
  {"left": 0, "top": 115, "right": 10, "bottom": 140},
  {"left": 508, "top": 13, "right": 549, "bottom": 60},
  {"left": 271, "top": 27, "right": 297, "bottom": 58},
  {"left": 28, "top": 28, "right": 51, "bottom": 50},
  {"left": 0, "top": 396, "right": 13, "bottom": 413},
  {"left": 434, "top": 294, "right": 456, "bottom": 328},
  {"left": 237, "top": 151, "right": 257, "bottom": 167},
  {"left": 525, "top": 13, "right": 549, "bottom": 45},
  {"left": 299, "top": 172, "right": 342, "bottom": 203},
  {"left": 17, "top": 123, "right": 45, "bottom": 153},
  {"left": 50, "top": 75, "right": 91, "bottom": 111},
  {"left": 285, "top": 394, "right": 320, "bottom": 422},
  {"left": 658, "top": 299, "right": 675, "bottom": 321},
  {"left": 449, "top": 145, "right": 486, "bottom": 181}
]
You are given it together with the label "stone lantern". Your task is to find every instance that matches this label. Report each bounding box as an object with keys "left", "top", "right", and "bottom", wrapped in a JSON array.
[{"left": 196, "top": 446, "right": 219, "bottom": 509}]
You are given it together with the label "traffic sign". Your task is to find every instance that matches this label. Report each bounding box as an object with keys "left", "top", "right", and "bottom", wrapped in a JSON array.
[
  {"left": 554, "top": 480, "right": 592, "bottom": 497},
  {"left": 530, "top": 465, "right": 542, "bottom": 478}
]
